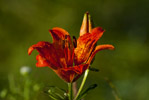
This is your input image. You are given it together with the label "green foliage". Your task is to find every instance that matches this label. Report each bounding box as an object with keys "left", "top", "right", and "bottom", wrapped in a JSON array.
[
  {"left": 0, "top": 67, "right": 42, "bottom": 100},
  {"left": 78, "top": 84, "right": 97, "bottom": 100},
  {"left": 44, "top": 86, "right": 67, "bottom": 100},
  {"left": 89, "top": 67, "right": 100, "bottom": 72}
]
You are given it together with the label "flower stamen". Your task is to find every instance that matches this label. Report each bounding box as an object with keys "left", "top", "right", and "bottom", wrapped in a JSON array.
[{"left": 73, "top": 36, "right": 77, "bottom": 48}]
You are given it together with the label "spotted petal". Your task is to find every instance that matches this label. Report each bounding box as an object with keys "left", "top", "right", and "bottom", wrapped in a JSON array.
[
  {"left": 49, "top": 27, "right": 69, "bottom": 44},
  {"left": 55, "top": 64, "right": 89, "bottom": 82},
  {"left": 28, "top": 41, "right": 66, "bottom": 69},
  {"left": 87, "top": 44, "right": 115, "bottom": 64},
  {"left": 74, "top": 27, "right": 104, "bottom": 65}
]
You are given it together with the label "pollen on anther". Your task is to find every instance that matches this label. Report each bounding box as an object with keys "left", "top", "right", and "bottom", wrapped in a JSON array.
[
  {"left": 65, "top": 35, "right": 68, "bottom": 39},
  {"left": 62, "top": 40, "right": 65, "bottom": 49},
  {"left": 73, "top": 36, "right": 77, "bottom": 48}
]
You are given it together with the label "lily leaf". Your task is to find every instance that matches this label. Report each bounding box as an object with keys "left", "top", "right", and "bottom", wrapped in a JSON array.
[
  {"left": 78, "top": 84, "right": 97, "bottom": 100},
  {"left": 43, "top": 86, "right": 67, "bottom": 100},
  {"left": 47, "top": 86, "right": 66, "bottom": 93},
  {"left": 89, "top": 67, "right": 100, "bottom": 72}
]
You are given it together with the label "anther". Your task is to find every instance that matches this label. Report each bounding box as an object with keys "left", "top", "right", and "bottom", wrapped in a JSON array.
[
  {"left": 73, "top": 36, "right": 77, "bottom": 48},
  {"left": 62, "top": 40, "right": 65, "bottom": 49},
  {"left": 65, "top": 35, "right": 68, "bottom": 39},
  {"left": 68, "top": 42, "right": 70, "bottom": 49}
]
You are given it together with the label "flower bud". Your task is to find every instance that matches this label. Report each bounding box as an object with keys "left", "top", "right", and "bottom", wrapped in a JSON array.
[
  {"left": 20, "top": 66, "right": 32, "bottom": 76},
  {"left": 80, "top": 12, "right": 93, "bottom": 36}
]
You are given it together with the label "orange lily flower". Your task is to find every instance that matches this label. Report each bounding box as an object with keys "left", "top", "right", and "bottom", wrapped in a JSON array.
[{"left": 28, "top": 12, "right": 114, "bottom": 83}]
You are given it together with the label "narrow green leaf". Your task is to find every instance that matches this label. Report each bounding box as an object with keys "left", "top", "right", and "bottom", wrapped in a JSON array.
[
  {"left": 89, "top": 67, "right": 100, "bottom": 72},
  {"left": 48, "top": 94, "right": 59, "bottom": 100},
  {"left": 44, "top": 90, "right": 63, "bottom": 100},
  {"left": 47, "top": 86, "right": 66, "bottom": 93},
  {"left": 78, "top": 84, "right": 97, "bottom": 100},
  {"left": 43, "top": 86, "right": 66, "bottom": 100}
]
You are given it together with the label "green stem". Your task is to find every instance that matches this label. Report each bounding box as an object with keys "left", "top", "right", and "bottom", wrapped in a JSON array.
[
  {"left": 68, "top": 83, "right": 73, "bottom": 100},
  {"left": 8, "top": 74, "right": 16, "bottom": 94},
  {"left": 24, "top": 76, "right": 30, "bottom": 100},
  {"left": 74, "top": 69, "right": 89, "bottom": 100}
]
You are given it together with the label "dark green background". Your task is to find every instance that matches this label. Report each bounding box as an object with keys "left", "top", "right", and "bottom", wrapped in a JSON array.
[{"left": 0, "top": 0, "right": 149, "bottom": 100}]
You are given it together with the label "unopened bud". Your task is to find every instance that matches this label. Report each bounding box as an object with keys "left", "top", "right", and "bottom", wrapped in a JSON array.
[
  {"left": 20, "top": 66, "right": 32, "bottom": 76},
  {"left": 80, "top": 12, "right": 93, "bottom": 36}
]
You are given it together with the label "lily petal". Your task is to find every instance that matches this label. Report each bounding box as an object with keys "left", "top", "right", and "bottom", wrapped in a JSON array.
[
  {"left": 28, "top": 41, "right": 65, "bottom": 69},
  {"left": 56, "top": 64, "right": 89, "bottom": 82},
  {"left": 80, "top": 12, "right": 92, "bottom": 36},
  {"left": 36, "top": 55, "right": 49, "bottom": 67},
  {"left": 49, "top": 27, "right": 69, "bottom": 44},
  {"left": 87, "top": 44, "right": 115, "bottom": 64},
  {"left": 74, "top": 27, "right": 104, "bottom": 65},
  {"left": 63, "top": 35, "right": 74, "bottom": 67}
]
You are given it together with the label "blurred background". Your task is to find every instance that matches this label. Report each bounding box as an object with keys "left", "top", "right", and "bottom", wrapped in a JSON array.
[{"left": 0, "top": 0, "right": 149, "bottom": 100}]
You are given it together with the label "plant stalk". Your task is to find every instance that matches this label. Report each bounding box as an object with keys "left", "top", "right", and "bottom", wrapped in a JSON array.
[
  {"left": 68, "top": 83, "right": 73, "bottom": 100},
  {"left": 74, "top": 69, "right": 89, "bottom": 100}
]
